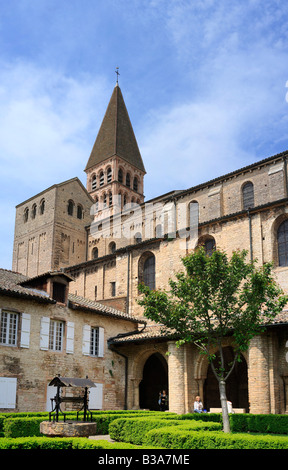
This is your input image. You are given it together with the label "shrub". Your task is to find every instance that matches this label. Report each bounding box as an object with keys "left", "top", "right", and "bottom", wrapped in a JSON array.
[
  {"left": 145, "top": 428, "right": 288, "bottom": 449},
  {"left": 109, "top": 417, "right": 222, "bottom": 445},
  {"left": 0, "top": 436, "right": 149, "bottom": 450},
  {"left": 230, "top": 413, "right": 288, "bottom": 434}
]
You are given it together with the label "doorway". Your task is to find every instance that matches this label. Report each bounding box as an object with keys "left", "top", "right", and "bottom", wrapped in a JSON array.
[
  {"left": 139, "top": 353, "right": 168, "bottom": 410},
  {"left": 203, "top": 347, "right": 249, "bottom": 411}
]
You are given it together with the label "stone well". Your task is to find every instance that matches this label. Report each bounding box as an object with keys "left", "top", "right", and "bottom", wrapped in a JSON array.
[{"left": 40, "top": 420, "right": 97, "bottom": 438}]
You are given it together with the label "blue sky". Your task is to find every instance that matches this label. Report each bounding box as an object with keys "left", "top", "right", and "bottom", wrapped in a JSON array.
[{"left": 1, "top": 0, "right": 288, "bottom": 270}]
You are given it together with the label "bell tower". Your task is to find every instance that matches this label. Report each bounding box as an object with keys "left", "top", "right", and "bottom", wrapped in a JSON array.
[{"left": 84, "top": 82, "right": 146, "bottom": 221}]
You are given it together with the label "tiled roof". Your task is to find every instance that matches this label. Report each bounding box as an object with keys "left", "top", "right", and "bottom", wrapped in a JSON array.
[
  {"left": 0, "top": 269, "right": 54, "bottom": 302},
  {"left": 110, "top": 311, "right": 288, "bottom": 344},
  {"left": 85, "top": 84, "right": 146, "bottom": 173},
  {"left": 68, "top": 293, "right": 141, "bottom": 323},
  {"left": 0, "top": 269, "right": 142, "bottom": 323}
]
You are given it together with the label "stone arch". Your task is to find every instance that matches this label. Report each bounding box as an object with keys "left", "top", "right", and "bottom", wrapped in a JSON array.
[
  {"left": 136, "top": 351, "right": 168, "bottom": 410},
  {"left": 198, "top": 346, "right": 249, "bottom": 411},
  {"left": 272, "top": 213, "right": 288, "bottom": 266}
]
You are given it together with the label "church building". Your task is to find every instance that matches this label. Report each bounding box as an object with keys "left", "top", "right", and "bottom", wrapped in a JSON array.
[{"left": 1, "top": 80, "right": 288, "bottom": 414}]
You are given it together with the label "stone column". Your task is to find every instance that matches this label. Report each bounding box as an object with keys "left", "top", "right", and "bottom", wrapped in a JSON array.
[
  {"left": 248, "top": 335, "right": 270, "bottom": 414},
  {"left": 168, "top": 341, "right": 185, "bottom": 414}
]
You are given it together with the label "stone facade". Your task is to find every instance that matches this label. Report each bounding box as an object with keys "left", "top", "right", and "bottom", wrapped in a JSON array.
[{"left": 3, "top": 82, "right": 288, "bottom": 414}]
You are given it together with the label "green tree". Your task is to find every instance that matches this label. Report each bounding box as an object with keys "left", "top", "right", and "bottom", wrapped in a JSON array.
[{"left": 138, "top": 248, "right": 287, "bottom": 433}]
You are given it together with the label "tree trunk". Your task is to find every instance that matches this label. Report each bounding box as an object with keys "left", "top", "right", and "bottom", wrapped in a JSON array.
[{"left": 219, "top": 379, "right": 230, "bottom": 433}]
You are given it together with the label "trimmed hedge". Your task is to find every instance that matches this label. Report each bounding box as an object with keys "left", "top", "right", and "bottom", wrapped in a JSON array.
[
  {"left": 109, "top": 417, "right": 222, "bottom": 445},
  {"left": 2, "top": 411, "right": 173, "bottom": 438},
  {"left": 230, "top": 413, "right": 288, "bottom": 434},
  {"left": 144, "top": 427, "right": 288, "bottom": 449},
  {"left": 0, "top": 436, "right": 156, "bottom": 450}
]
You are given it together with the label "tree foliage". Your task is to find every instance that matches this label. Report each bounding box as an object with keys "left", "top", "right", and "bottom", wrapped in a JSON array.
[{"left": 138, "top": 248, "right": 287, "bottom": 432}]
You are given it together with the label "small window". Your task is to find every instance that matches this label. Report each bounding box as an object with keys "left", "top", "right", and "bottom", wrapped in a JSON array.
[
  {"left": 49, "top": 320, "right": 64, "bottom": 351},
  {"left": 103, "top": 193, "right": 107, "bottom": 209},
  {"left": 109, "top": 192, "right": 112, "bottom": 207},
  {"left": 0, "top": 311, "right": 19, "bottom": 346},
  {"left": 40, "top": 199, "right": 45, "bottom": 215},
  {"left": 24, "top": 207, "right": 29, "bottom": 223},
  {"left": 204, "top": 238, "right": 216, "bottom": 257},
  {"left": 52, "top": 282, "right": 66, "bottom": 303},
  {"left": 77, "top": 205, "right": 83, "bottom": 219},
  {"left": 94, "top": 197, "right": 99, "bottom": 212},
  {"left": 242, "top": 182, "right": 254, "bottom": 210},
  {"left": 92, "top": 247, "right": 98, "bottom": 259},
  {"left": 67, "top": 200, "right": 74, "bottom": 216},
  {"left": 109, "top": 242, "right": 116, "bottom": 254},
  {"left": 99, "top": 171, "right": 104, "bottom": 187},
  {"left": 133, "top": 177, "right": 138, "bottom": 192},
  {"left": 107, "top": 167, "right": 112, "bottom": 183},
  {"left": 94, "top": 286, "right": 97, "bottom": 300},
  {"left": 135, "top": 232, "right": 142, "bottom": 243},
  {"left": 111, "top": 282, "right": 116, "bottom": 297},
  {"left": 90, "top": 327, "right": 99, "bottom": 356},
  {"left": 31, "top": 204, "right": 37, "bottom": 219},
  {"left": 118, "top": 169, "right": 123, "bottom": 184},
  {"left": 92, "top": 175, "right": 97, "bottom": 191},
  {"left": 126, "top": 173, "right": 130, "bottom": 187}
]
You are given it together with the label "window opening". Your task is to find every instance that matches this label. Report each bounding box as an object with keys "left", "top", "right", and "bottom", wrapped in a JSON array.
[
  {"left": 49, "top": 320, "right": 64, "bottom": 351},
  {"left": 0, "top": 311, "right": 18, "bottom": 346}
]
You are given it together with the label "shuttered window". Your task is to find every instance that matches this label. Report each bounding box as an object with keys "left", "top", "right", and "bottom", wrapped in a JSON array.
[
  {"left": 0, "top": 311, "right": 18, "bottom": 346},
  {"left": 0, "top": 377, "right": 17, "bottom": 409},
  {"left": 49, "top": 320, "right": 64, "bottom": 351},
  {"left": 82, "top": 325, "right": 104, "bottom": 357}
]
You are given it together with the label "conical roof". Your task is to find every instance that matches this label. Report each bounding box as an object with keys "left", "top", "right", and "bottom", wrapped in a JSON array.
[{"left": 85, "top": 84, "right": 146, "bottom": 173}]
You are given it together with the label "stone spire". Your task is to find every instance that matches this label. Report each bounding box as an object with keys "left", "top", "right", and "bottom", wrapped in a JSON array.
[{"left": 85, "top": 84, "right": 145, "bottom": 173}]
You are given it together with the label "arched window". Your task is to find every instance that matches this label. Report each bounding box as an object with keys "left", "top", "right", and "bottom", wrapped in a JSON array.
[
  {"left": 107, "top": 167, "right": 112, "bottom": 183},
  {"left": 32, "top": 204, "right": 37, "bottom": 219},
  {"left": 133, "top": 177, "right": 138, "bottom": 192},
  {"left": 277, "top": 220, "right": 288, "bottom": 266},
  {"left": 103, "top": 193, "right": 107, "bottom": 209},
  {"left": 92, "top": 247, "right": 98, "bottom": 259},
  {"left": 126, "top": 173, "right": 130, "bottom": 188},
  {"left": 109, "top": 241, "right": 116, "bottom": 254},
  {"left": 24, "top": 207, "right": 29, "bottom": 223},
  {"left": 99, "top": 171, "right": 104, "bottom": 187},
  {"left": 108, "top": 192, "right": 112, "bottom": 207},
  {"left": 94, "top": 197, "right": 99, "bottom": 212},
  {"left": 67, "top": 200, "right": 74, "bottom": 216},
  {"left": 39, "top": 199, "right": 45, "bottom": 215},
  {"left": 118, "top": 169, "right": 123, "bottom": 184},
  {"left": 91, "top": 174, "right": 97, "bottom": 191},
  {"left": 242, "top": 182, "right": 254, "bottom": 210},
  {"left": 77, "top": 205, "right": 83, "bottom": 219},
  {"left": 135, "top": 232, "right": 142, "bottom": 243},
  {"left": 141, "top": 254, "right": 156, "bottom": 290},
  {"left": 204, "top": 238, "right": 216, "bottom": 257}
]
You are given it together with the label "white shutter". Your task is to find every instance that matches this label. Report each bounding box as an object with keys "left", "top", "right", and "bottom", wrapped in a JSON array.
[
  {"left": 40, "top": 317, "right": 50, "bottom": 350},
  {"left": 0, "top": 377, "right": 17, "bottom": 408},
  {"left": 20, "top": 313, "right": 31, "bottom": 348},
  {"left": 98, "top": 327, "right": 104, "bottom": 357},
  {"left": 66, "top": 321, "right": 74, "bottom": 354},
  {"left": 89, "top": 383, "right": 103, "bottom": 409},
  {"left": 82, "top": 324, "right": 91, "bottom": 355},
  {"left": 46, "top": 385, "right": 56, "bottom": 412}
]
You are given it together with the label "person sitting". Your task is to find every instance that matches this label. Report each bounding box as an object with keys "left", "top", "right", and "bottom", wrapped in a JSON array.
[{"left": 193, "top": 395, "right": 204, "bottom": 413}]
